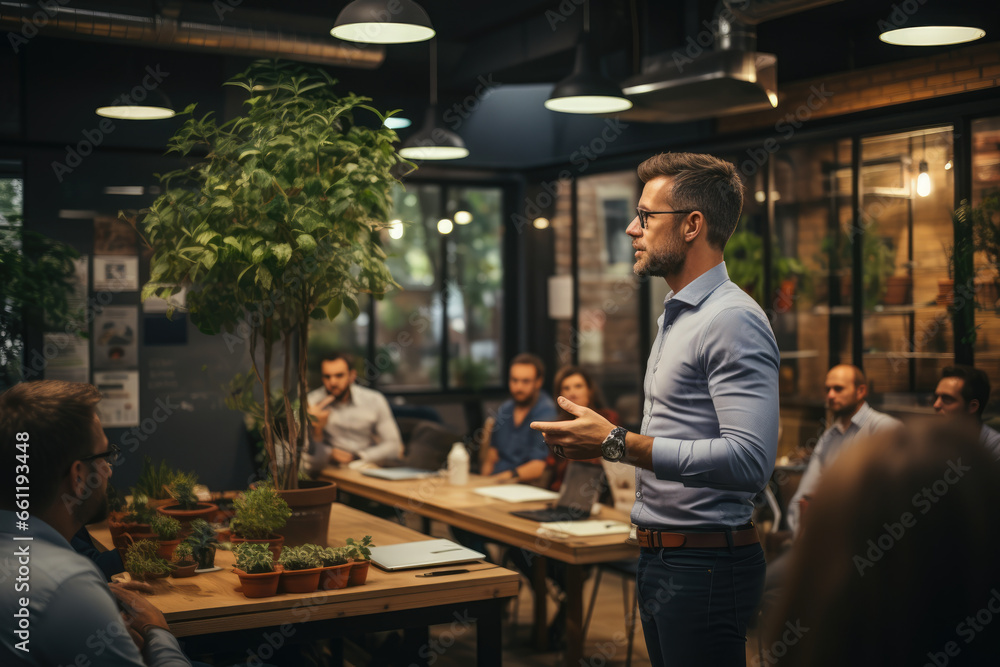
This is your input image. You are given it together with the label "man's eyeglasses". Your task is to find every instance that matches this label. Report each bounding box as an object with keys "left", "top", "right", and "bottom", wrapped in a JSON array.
[
  {"left": 636, "top": 208, "right": 694, "bottom": 229},
  {"left": 79, "top": 443, "right": 121, "bottom": 467}
]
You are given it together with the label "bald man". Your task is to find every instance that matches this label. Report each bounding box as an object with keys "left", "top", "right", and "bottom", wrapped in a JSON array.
[{"left": 786, "top": 365, "right": 900, "bottom": 535}]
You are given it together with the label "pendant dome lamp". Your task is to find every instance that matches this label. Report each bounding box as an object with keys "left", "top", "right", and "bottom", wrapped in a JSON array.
[
  {"left": 399, "top": 40, "right": 469, "bottom": 161},
  {"left": 544, "top": 0, "right": 632, "bottom": 114},
  {"left": 330, "top": 0, "right": 435, "bottom": 44}
]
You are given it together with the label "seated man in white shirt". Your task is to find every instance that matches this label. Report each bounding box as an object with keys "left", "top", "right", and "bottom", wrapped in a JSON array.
[
  {"left": 305, "top": 352, "right": 403, "bottom": 469},
  {"left": 933, "top": 364, "right": 1000, "bottom": 461}
]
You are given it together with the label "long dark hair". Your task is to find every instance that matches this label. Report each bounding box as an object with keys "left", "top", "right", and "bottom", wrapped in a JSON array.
[{"left": 553, "top": 365, "right": 606, "bottom": 420}]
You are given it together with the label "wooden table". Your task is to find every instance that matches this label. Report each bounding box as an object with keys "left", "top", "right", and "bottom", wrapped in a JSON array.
[
  {"left": 90, "top": 503, "right": 519, "bottom": 666},
  {"left": 321, "top": 468, "right": 638, "bottom": 667}
]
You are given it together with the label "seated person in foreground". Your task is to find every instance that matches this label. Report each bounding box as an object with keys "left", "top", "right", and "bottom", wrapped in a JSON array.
[
  {"left": 762, "top": 419, "right": 1000, "bottom": 666},
  {"left": 306, "top": 351, "right": 403, "bottom": 470},
  {"left": 481, "top": 353, "right": 557, "bottom": 484},
  {"left": 0, "top": 380, "right": 190, "bottom": 666}
]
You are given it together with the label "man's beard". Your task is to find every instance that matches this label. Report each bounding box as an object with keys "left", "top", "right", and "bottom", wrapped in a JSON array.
[
  {"left": 73, "top": 493, "right": 109, "bottom": 526},
  {"left": 513, "top": 393, "right": 537, "bottom": 408},
  {"left": 634, "top": 236, "right": 686, "bottom": 278}
]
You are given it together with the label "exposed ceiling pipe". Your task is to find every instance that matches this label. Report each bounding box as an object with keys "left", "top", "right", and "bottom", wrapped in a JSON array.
[
  {"left": 0, "top": 0, "right": 384, "bottom": 68},
  {"left": 722, "top": 0, "right": 843, "bottom": 25}
]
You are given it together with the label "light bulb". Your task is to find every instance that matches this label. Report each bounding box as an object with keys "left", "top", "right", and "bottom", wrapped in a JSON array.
[
  {"left": 437, "top": 218, "right": 454, "bottom": 234},
  {"left": 917, "top": 161, "right": 931, "bottom": 198},
  {"left": 388, "top": 220, "right": 404, "bottom": 240},
  {"left": 454, "top": 210, "right": 472, "bottom": 225}
]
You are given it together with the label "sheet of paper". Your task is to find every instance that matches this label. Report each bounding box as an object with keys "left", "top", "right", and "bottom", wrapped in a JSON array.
[
  {"left": 94, "top": 370, "right": 139, "bottom": 427},
  {"left": 473, "top": 485, "right": 560, "bottom": 503},
  {"left": 537, "top": 520, "right": 632, "bottom": 538}
]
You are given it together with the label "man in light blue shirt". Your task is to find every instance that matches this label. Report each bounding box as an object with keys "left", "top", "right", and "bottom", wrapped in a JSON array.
[
  {"left": 0, "top": 380, "right": 190, "bottom": 666},
  {"left": 933, "top": 364, "right": 1000, "bottom": 461},
  {"left": 533, "top": 152, "right": 778, "bottom": 665},
  {"left": 786, "top": 365, "right": 901, "bottom": 535}
]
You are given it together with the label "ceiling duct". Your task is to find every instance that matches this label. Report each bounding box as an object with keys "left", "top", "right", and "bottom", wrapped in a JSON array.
[
  {"left": 619, "top": 0, "right": 841, "bottom": 122},
  {"left": 0, "top": 0, "right": 384, "bottom": 68}
]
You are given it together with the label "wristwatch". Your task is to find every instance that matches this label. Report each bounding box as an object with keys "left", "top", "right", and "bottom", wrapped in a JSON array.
[{"left": 601, "top": 426, "right": 628, "bottom": 462}]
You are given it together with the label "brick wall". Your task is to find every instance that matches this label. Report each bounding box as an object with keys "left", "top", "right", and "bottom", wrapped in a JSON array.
[{"left": 717, "top": 42, "right": 1000, "bottom": 135}]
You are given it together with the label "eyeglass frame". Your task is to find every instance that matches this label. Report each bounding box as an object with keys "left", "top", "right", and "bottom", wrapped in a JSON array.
[
  {"left": 636, "top": 207, "right": 694, "bottom": 229},
  {"left": 77, "top": 442, "right": 121, "bottom": 467}
]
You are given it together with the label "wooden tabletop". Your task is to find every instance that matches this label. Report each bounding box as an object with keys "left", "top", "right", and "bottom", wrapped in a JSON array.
[
  {"left": 89, "top": 503, "right": 519, "bottom": 637},
  {"left": 322, "top": 468, "right": 638, "bottom": 565}
]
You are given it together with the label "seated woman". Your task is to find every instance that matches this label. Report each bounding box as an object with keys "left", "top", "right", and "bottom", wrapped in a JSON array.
[
  {"left": 543, "top": 365, "right": 619, "bottom": 491},
  {"left": 762, "top": 418, "right": 1000, "bottom": 666}
]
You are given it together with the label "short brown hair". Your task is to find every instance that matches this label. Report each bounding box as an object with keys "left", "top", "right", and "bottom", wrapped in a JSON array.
[
  {"left": 0, "top": 381, "right": 101, "bottom": 512},
  {"left": 510, "top": 353, "right": 545, "bottom": 381},
  {"left": 553, "top": 365, "right": 606, "bottom": 419},
  {"left": 637, "top": 152, "right": 744, "bottom": 250}
]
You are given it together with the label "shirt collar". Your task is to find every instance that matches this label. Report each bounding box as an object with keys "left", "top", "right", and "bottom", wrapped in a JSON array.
[
  {"left": 835, "top": 401, "right": 873, "bottom": 434},
  {"left": 663, "top": 261, "right": 730, "bottom": 309}
]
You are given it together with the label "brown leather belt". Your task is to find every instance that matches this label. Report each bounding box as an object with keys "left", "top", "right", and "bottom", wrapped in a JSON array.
[{"left": 635, "top": 525, "right": 760, "bottom": 549}]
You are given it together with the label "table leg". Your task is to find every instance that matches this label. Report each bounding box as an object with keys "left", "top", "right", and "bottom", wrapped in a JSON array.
[
  {"left": 532, "top": 554, "right": 548, "bottom": 650},
  {"left": 565, "top": 564, "right": 585, "bottom": 667},
  {"left": 403, "top": 626, "right": 430, "bottom": 667},
  {"left": 476, "top": 599, "right": 503, "bottom": 667}
]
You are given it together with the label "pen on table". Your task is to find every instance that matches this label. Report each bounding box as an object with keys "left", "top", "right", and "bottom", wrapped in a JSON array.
[{"left": 416, "top": 569, "right": 470, "bottom": 577}]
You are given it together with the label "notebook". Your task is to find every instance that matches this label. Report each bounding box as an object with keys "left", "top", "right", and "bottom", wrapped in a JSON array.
[
  {"left": 473, "top": 485, "right": 560, "bottom": 503},
  {"left": 510, "top": 462, "right": 606, "bottom": 522},
  {"left": 368, "top": 538, "right": 486, "bottom": 571},
  {"left": 360, "top": 467, "right": 438, "bottom": 481}
]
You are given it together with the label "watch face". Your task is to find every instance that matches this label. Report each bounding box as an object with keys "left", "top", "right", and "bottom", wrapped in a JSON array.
[{"left": 603, "top": 428, "right": 626, "bottom": 461}]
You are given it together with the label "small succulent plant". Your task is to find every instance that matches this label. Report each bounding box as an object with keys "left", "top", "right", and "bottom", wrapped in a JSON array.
[
  {"left": 230, "top": 485, "right": 291, "bottom": 540},
  {"left": 151, "top": 514, "right": 182, "bottom": 541},
  {"left": 278, "top": 545, "right": 322, "bottom": 571},
  {"left": 166, "top": 472, "right": 201, "bottom": 510},
  {"left": 234, "top": 542, "right": 275, "bottom": 575},
  {"left": 344, "top": 536, "right": 374, "bottom": 561}
]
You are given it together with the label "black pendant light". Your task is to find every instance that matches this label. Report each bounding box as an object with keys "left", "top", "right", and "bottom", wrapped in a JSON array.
[
  {"left": 331, "top": 0, "right": 435, "bottom": 44},
  {"left": 399, "top": 40, "right": 469, "bottom": 161},
  {"left": 544, "top": 0, "right": 632, "bottom": 114}
]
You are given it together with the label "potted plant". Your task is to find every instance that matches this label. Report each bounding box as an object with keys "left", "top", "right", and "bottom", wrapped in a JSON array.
[
  {"left": 277, "top": 545, "right": 324, "bottom": 593},
  {"left": 817, "top": 222, "right": 895, "bottom": 309},
  {"left": 230, "top": 485, "right": 292, "bottom": 561},
  {"left": 150, "top": 514, "right": 182, "bottom": 561},
  {"left": 306, "top": 544, "right": 352, "bottom": 591},
  {"left": 130, "top": 59, "right": 403, "bottom": 507},
  {"left": 966, "top": 189, "right": 1000, "bottom": 308},
  {"left": 344, "top": 535, "right": 374, "bottom": 586},
  {"left": 724, "top": 228, "right": 810, "bottom": 310},
  {"left": 185, "top": 519, "right": 220, "bottom": 570},
  {"left": 133, "top": 457, "right": 178, "bottom": 509},
  {"left": 157, "top": 472, "right": 218, "bottom": 532},
  {"left": 169, "top": 542, "right": 198, "bottom": 578},
  {"left": 124, "top": 539, "right": 171, "bottom": 582},
  {"left": 233, "top": 542, "right": 281, "bottom": 599},
  {"left": 110, "top": 493, "right": 157, "bottom": 558}
]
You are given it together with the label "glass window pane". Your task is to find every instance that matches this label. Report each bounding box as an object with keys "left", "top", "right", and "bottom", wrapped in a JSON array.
[
  {"left": 574, "top": 171, "right": 642, "bottom": 428},
  {"left": 971, "top": 116, "right": 1000, "bottom": 414},
  {"left": 445, "top": 186, "right": 503, "bottom": 390},
  {"left": 375, "top": 183, "right": 443, "bottom": 390},
  {"left": 860, "top": 126, "right": 953, "bottom": 400},
  {"left": 1, "top": 175, "right": 24, "bottom": 389}
]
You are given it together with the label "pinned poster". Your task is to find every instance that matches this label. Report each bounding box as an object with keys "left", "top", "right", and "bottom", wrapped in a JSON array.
[
  {"left": 93, "top": 370, "right": 139, "bottom": 427},
  {"left": 93, "top": 255, "right": 139, "bottom": 292},
  {"left": 41, "top": 333, "right": 90, "bottom": 383},
  {"left": 92, "top": 306, "right": 138, "bottom": 370}
]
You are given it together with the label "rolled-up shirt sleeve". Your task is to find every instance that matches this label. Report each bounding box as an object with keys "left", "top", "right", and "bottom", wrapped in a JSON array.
[{"left": 651, "top": 307, "right": 779, "bottom": 494}]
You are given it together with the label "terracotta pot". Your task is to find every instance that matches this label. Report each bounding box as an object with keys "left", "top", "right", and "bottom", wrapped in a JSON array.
[
  {"left": 230, "top": 534, "right": 284, "bottom": 562},
  {"left": 233, "top": 566, "right": 282, "bottom": 599},
  {"left": 318, "top": 563, "right": 352, "bottom": 591},
  {"left": 278, "top": 567, "right": 324, "bottom": 594},
  {"left": 155, "top": 538, "right": 181, "bottom": 561},
  {"left": 156, "top": 503, "right": 219, "bottom": 537},
  {"left": 109, "top": 520, "right": 154, "bottom": 558},
  {"left": 275, "top": 481, "right": 338, "bottom": 547},
  {"left": 884, "top": 275, "right": 912, "bottom": 306},
  {"left": 937, "top": 279, "right": 955, "bottom": 306},
  {"left": 170, "top": 561, "right": 199, "bottom": 578},
  {"left": 347, "top": 560, "right": 370, "bottom": 586},
  {"left": 147, "top": 498, "right": 175, "bottom": 510}
]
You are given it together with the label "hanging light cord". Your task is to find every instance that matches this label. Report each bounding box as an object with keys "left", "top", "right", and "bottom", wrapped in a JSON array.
[{"left": 430, "top": 39, "right": 437, "bottom": 107}]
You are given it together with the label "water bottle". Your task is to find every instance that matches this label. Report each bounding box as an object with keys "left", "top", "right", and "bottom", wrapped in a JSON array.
[{"left": 447, "top": 442, "right": 469, "bottom": 486}]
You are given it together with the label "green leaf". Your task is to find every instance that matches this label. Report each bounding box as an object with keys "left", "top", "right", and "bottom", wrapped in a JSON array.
[
  {"left": 324, "top": 297, "right": 342, "bottom": 320},
  {"left": 272, "top": 243, "right": 292, "bottom": 266},
  {"left": 296, "top": 233, "right": 317, "bottom": 252}
]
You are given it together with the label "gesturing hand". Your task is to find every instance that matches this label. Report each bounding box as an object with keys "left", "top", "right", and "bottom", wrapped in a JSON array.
[
  {"left": 530, "top": 396, "right": 613, "bottom": 460},
  {"left": 110, "top": 583, "right": 170, "bottom": 639}
]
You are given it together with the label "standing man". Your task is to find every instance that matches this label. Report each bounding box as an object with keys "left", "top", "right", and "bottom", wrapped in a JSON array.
[
  {"left": 0, "top": 380, "right": 190, "bottom": 666},
  {"left": 306, "top": 351, "right": 403, "bottom": 469},
  {"left": 933, "top": 364, "right": 1000, "bottom": 461},
  {"left": 786, "top": 365, "right": 900, "bottom": 534},
  {"left": 532, "top": 152, "right": 779, "bottom": 665},
  {"left": 482, "top": 353, "right": 556, "bottom": 484}
]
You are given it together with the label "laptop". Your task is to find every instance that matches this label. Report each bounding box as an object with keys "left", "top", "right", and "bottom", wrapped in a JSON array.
[
  {"left": 510, "top": 462, "right": 606, "bottom": 522},
  {"left": 360, "top": 467, "right": 438, "bottom": 481},
  {"left": 369, "top": 538, "right": 486, "bottom": 571}
]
